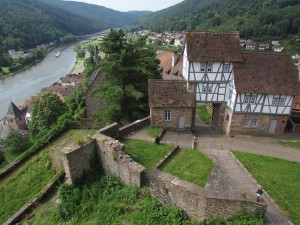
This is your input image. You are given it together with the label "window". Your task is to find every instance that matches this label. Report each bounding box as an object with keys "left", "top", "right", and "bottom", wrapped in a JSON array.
[
  {"left": 224, "top": 64, "right": 230, "bottom": 72},
  {"left": 164, "top": 110, "right": 171, "bottom": 121},
  {"left": 250, "top": 96, "right": 256, "bottom": 104},
  {"left": 279, "top": 98, "right": 285, "bottom": 106},
  {"left": 243, "top": 119, "right": 250, "bottom": 127},
  {"left": 203, "top": 85, "right": 212, "bottom": 93},
  {"left": 251, "top": 119, "right": 258, "bottom": 127},
  {"left": 244, "top": 119, "right": 258, "bottom": 128},
  {"left": 272, "top": 98, "right": 279, "bottom": 106},
  {"left": 200, "top": 63, "right": 205, "bottom": 72},
  {"left": 207, "top": 63, "right": 213, "bottom": 72},
  {"left": 244, "top": 96, "right": 250, "bottom": 104}
]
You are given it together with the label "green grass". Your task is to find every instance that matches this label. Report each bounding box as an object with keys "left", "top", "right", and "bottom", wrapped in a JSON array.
[
  {"left": 0, "top": 152, "right": 56, "bottom": 224},
  {"left": 160, "top": 149, "right": 213, "bottom": 187},
  {"left": 123, "top": 139, "right": 173, "bottom": 170},
  {"left": 196, "top": 105, "right": 211, "bottom": 125},
  {"left": 146, "top": 125, "right": 163, "bottom": 138},
  {"left": 233, "top": 151, "right": 300, "bottom": 225},
  {"left": 279, "top": 140, "right": 300, "bottom": 148},
  {"left": 1, "top": 67, "right": 10, "bottom": 74},
  {"left": 70, "top": 57, "right": 83, "bottom": 73},
  {"left": 21, "top": 174, "right": 263, "bottom": 225}
]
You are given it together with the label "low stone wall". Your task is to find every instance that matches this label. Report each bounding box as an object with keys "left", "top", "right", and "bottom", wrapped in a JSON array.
[
  {"left": 61, "top": 140, "right": 96, "bottom": 185},
  {"left": 97, "top": 122, "right": 119, "bottom": 138},
  {"left": 61, "top": 131, "right": 145, "bottom": 187},
  {"left": 150, "top": 170, "right": 266, "bottom": 222},
  {"left": 93, "top": 133, "right": 145, "bottom": 188},
  {"left": 118, "top": 117, "right": 150, "bottom": 139}
]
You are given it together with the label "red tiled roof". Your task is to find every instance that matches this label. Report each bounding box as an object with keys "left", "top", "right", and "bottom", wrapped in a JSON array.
[
  {"left": 185, "top": 31, "right": 243, "bottom": 62},
  {"left": 157, "top": 51, "right": 183, "bottom": 80},
  {"left": 148, "top": 80, "right": 195, "bottom": 108},
  {"left": 233, "top": 51, "right": 300, "bottom": 95}
]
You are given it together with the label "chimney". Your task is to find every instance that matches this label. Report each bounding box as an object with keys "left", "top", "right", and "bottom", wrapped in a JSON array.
[{"left": 172, "top": 51, "right": 178, "bottom": 67}]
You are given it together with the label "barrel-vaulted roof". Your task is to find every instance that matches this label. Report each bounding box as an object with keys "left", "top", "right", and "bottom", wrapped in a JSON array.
[
  {"left": 185, "top": 31, "right": 243, "bottom": 62},
  {"left": 233, "top": 51, "right": 300, "bottom": 95},
  {"left": 148, "top": 80, "right": 195, "bottom": 108}
]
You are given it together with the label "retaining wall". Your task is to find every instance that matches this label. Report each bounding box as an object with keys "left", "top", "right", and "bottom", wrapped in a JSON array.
[
  {"left": 118, "top": 117, "right": 150, "bottom": 139},
  {"left": 150, "top": 170, "right": 266, "bottom": 221}
]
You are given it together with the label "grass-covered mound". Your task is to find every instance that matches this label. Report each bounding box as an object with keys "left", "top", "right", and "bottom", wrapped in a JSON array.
[{"left": 233, "top": 151, "right": 300, "bottom": 225}]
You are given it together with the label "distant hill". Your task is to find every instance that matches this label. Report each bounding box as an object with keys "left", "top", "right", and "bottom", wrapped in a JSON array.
[
  {"left": 132, "top": 0, "right": 300, "bottom": 51},
  {"left": 127, "top": 11, "right": 152, "bottom": 17},
  {"left": 0, "top": 0, "right": 142, "bottom": 52}
]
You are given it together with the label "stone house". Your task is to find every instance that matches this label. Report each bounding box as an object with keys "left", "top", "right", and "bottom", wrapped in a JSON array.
[
  {"left": 148, "top": 80, "right": 196, "bottom": 130},
  {"left": 182, "top": 31, "right": 300, "bottom": 134},
  {"left": 2, "top": 101, "right": 28, "bottom": 131}
]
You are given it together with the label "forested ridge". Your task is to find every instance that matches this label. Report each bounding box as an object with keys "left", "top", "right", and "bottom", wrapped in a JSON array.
[
  {"left": 133, "top": 0, "right": 300, "bottom": 50},
  {"left": 0, "top": 0, "right": 144, "bottom": 66}
]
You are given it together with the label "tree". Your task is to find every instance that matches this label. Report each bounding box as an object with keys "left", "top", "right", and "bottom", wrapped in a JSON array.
[
  {"left": 0, "top": 131, "right": 26, "bottom": 153},
  {"left": 96, "top": 29, "right": 161, "bottom": 125},
  {"left": 29, "top": 92, "right": 67, "bottom": 137}
]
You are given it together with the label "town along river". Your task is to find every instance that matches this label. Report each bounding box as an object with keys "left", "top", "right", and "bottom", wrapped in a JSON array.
[{"left": 0, "top": 44, "right": 77, "bottom": 119}]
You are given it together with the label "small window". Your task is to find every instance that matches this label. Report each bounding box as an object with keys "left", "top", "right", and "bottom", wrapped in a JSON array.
[
  {"left": 224, "top": 64, "right": 230, "bottom": 72},
  {"left": 250, "top": 96, "right": 256, "bottom": 104},
  {"left": 251, "top": 119, "right": 258, "bottom": 127},
  {"left": 244, "top": 96, "right": 250, "bottom": 104},
  {"left": 272, "top": 98, "right": 279, "bottom": 106},
  {"left": 279, "top": 98, "right": 285, "bottom": 106},
  {"left": 207, "top": 63, "right": 213, "bottom": 72},
  {"left": 243, "top": 119, "right": 250, "bottom": 127},
  {"left": 200, "top": 63, "right": 205, "bottom": 72},
  {"left": 208, "top": 86, "right": 212, "bottom": 93},
  {"left": 164, "top": 110, "right": 171, "bottom": 121},
  {"left": 203, "top": 86, "right": 207, "bottom": 93}
]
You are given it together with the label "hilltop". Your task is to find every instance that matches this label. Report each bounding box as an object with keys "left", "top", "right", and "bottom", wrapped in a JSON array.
[{"left": 132, "top": 0, "right": 300, "bottom": 51}]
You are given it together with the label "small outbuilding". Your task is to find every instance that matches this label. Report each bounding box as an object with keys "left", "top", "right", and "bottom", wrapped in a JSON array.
[{"left": 148, "top": 80, "right": 196, "bottom": 130}]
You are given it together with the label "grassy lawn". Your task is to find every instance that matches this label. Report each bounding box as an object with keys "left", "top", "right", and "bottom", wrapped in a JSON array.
[
  {"left": 0, "top": 152, "right": 56, "bottom": 224},
  {"left": 146, "top": 125, "right": 163, "bottom": 138},
  {"left": 279, "top": 140, "right": 300, "bottom": 148},
  {"left": 233, "top": 151, "right": 300, "bottom": 225},
  {"left": 0, "top": 129, "right": 95, "bottom": 224},
  {"left": 160, "top": 149, "right": 213, "bottom": 187},
  {"left": 196, "top": 105, "right": 211, "bottom": 125},
  {"left": 123, "top": 139, "right": 173, "bottom": 170}
]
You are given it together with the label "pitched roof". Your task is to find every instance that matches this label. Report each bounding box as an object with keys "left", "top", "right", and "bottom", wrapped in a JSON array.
[
  {"left": 5, "top": 101, "right": 27, "bottom": 119},
  {"left": 185, "top": 31, "right": 243, "bottom": 62},
  {"left": 157, "top": 51, "right": 183, "bottom": 80},
  {"left": 233, "top": 51, "right": 300, "bottom": 95},
  {"left": 148, "top": 80, "right": 195, "bottom": 108}
]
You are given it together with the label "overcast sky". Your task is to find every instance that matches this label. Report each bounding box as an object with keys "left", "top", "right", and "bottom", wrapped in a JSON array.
[{"left": 67, "top": 0, "right": 184, "bottom": 12}]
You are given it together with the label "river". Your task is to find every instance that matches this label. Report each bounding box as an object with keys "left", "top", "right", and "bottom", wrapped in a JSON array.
[{"left": 0, "top": 44, "right": 77, "bottom": 119}]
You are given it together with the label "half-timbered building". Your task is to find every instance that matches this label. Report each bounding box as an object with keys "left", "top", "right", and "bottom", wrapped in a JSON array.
[{"left": 182, "top": 31, "right": 300, "bottom": 134}]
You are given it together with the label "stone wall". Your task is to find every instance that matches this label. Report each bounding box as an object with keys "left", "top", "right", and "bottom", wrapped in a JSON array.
[
  {"left": 211, "top": 103, "right": 227, "bottom": 130},
  {"left": 118, "top": 117, "right": 150, "bottom": 139},
  {"left": 97, "top": 122, "right": 119, "bottom": 138},
  {"left": 93, "top": 132, "right": 145, "bottom": 187},
  {"left": 228, "top": 113, "right": 288, "bottom": 134},
  {"left": 150, "top": 170, "right": 266, "bottom": 222},
  {"left": 61, "top": 140, "right": 96, "bottom": 185},
  {"left": 150, "top": 107, "right": 195, "bottom": 131},
  {"left": 61, "top": 131, "right": 145, "bottom": 187}
]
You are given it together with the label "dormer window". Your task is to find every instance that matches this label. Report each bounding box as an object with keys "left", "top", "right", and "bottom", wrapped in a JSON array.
[
  {"left": 244, "top": 96, "right": 250, "bottom": 104},
  {"left": 224, "top": 64, "right": 230, "bottom": 72},
  {"left": 207, "top": 63, "right": 213, "bottom": 72},
  {"left": 200, "top": 63, "right": 205, "bottom": 72}
]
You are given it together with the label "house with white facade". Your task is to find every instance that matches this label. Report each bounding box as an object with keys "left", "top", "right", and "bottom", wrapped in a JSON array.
[{"left": 181, "top": 31, "right": 299, "bottom": 134}]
